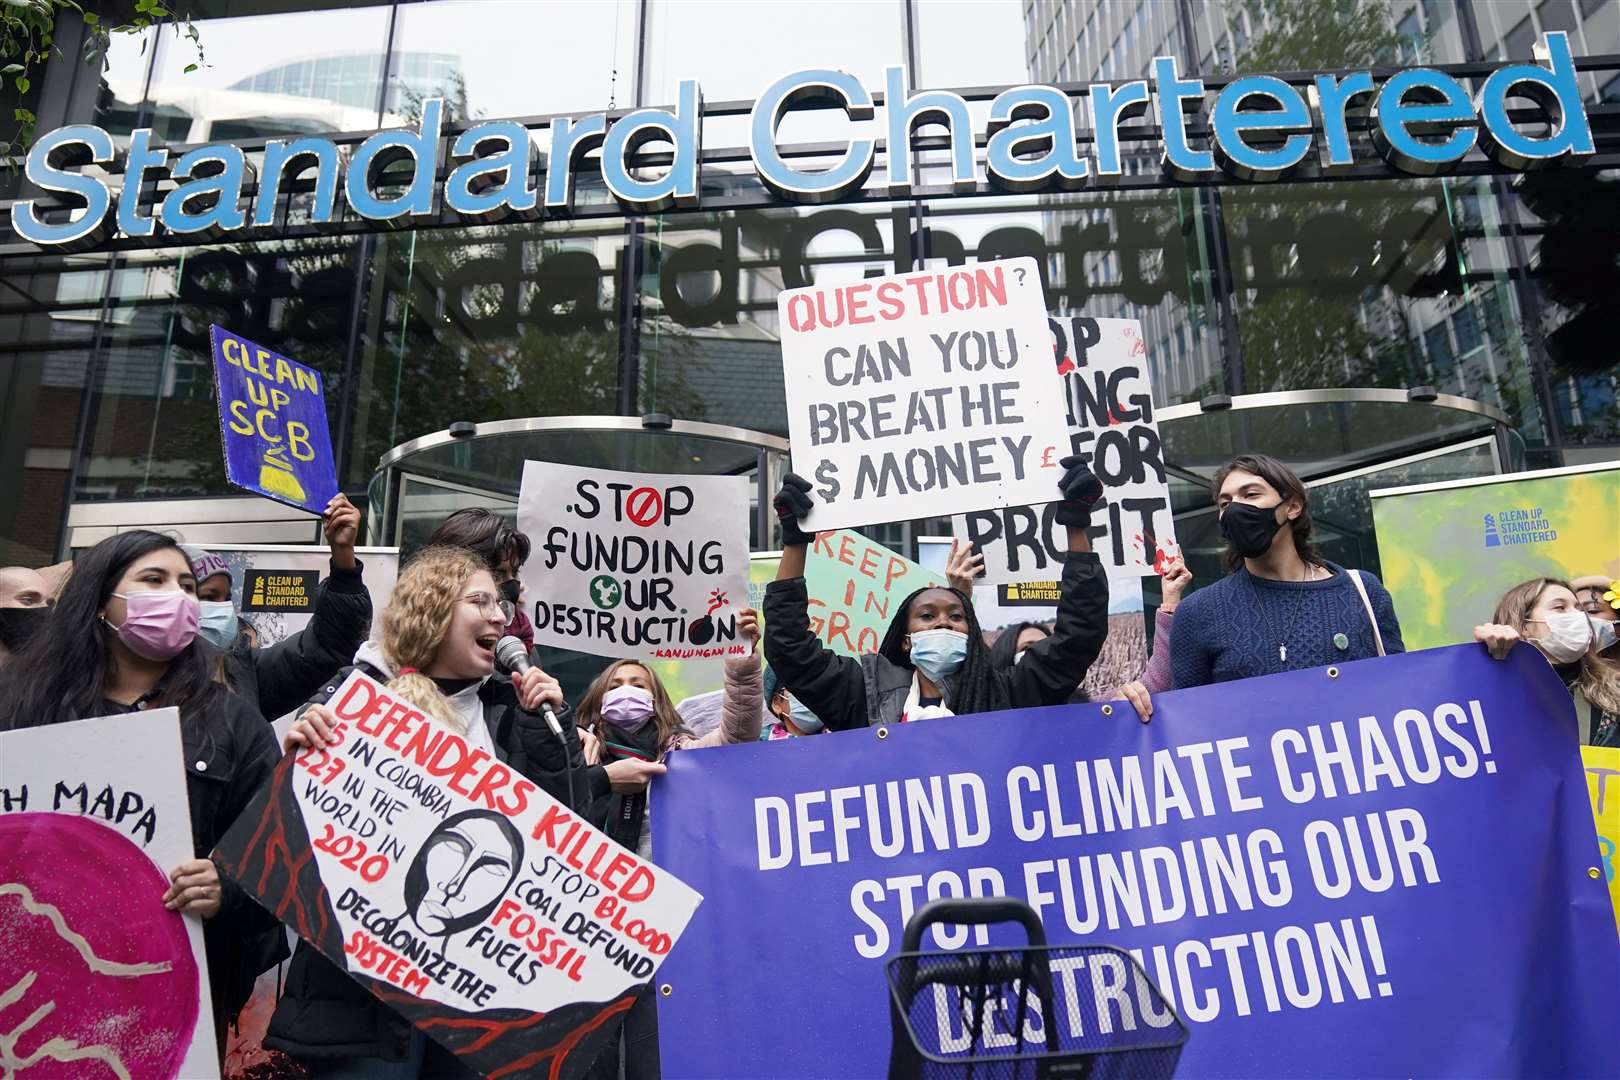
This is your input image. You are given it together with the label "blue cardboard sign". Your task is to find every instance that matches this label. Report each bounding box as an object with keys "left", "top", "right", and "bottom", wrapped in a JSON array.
[
  {"left": 653, "top": 645, "right": 1620, "bottom": 1078},
  {"left": 210, "top": 325, "right": 338, "bottom": 514}
]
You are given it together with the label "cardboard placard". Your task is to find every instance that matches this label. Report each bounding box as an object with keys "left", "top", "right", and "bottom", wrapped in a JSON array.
[
  {"left": 954, "top": 316, "right": 1178, "bottom": 583},
  {"left": 517, "top": 463, "right": 751, "bottom": 662},
  {"left": 213, "top": 671, "right": 702, "bottom": 1080},
  {"left": 779, "top": 258, "right": 1071, "bottom": 531},
  {"left": 211, "top": 325, "right": 339, "bottom": 515},
  {"left": 1, "top": 709, "right": 219, "bottom": 1079}
]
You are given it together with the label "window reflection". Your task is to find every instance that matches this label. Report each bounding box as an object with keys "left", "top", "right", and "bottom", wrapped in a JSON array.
[{"left": 144, "top": 8, "right": 391, "bottom": 140}]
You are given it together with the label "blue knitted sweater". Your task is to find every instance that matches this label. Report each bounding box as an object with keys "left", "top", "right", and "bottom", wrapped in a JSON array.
[{"left": 1170, "top": 561, "right": 1405, "bottom": 690}]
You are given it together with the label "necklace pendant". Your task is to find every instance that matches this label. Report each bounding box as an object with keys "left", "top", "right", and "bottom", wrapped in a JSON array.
[{"left": 1279, "top": 644, "right": 1288, "bottom": 662}]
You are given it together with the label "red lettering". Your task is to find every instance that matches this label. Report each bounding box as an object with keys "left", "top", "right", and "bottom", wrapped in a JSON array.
[
  {"left": 600, "top": 852, "right": 636, "bottom": 895},
  {"left": 857, "top": 545, "right": 880, "bottom": 580},
  {"left": 847, "top": 282, "right": 872, "bottom": 325},
  {"left": 883, "top": 556, "right": 908, "bottom": 592},
  {"left": 468, "top": 761, "right": 514, "bottom": 810},
  {"left": 825, "top": 610, "right": 857, "bottom": 653},
  {"left": 494, "top": 778, "right": 533, "bottom": 818},
  {"left": 530, "top": 804, "right": 573, "bottom": 846},
  {"left": 400, "top": 718, "right": 447, "bottom": 767},
  {"left": 811, "top": 533, "right": 836, "bottom": 559},
  {"left": 336, "top": 678, "right": 382, "bottom": 729},
  {"left": 836, "top": 533, "right": 856, "bottom": 567},
  {"left": 379, "top": 701, "right": 417, "bottom": 750},
  {"left": 402, "top": 968, "right": 429, "bottom": 995},
  {"left": 342, "top": 929, "right": 365, "bottom": 956},
  {"left": 620, "top": 865, "right": 655, "bottom": 903},
  {"left": 877, "top": 280, "right": 904, "bottom": 320},
  {"left": 492, "top": 898, "right": 522, "bottom": 927}
]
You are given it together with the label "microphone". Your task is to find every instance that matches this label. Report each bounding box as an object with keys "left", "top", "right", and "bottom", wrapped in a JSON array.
[{"left": 495, "top": 635, "right": 563, "bottom": 738}]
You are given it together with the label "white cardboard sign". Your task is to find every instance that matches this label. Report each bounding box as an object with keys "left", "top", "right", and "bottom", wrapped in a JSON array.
[
  {"left": 779, "top": 257, "right": 1071, "bottom": 530},
  {"left": 0, "top": 709, "right": 220, "bottom": 1079},
  {"left": 953, "top": 317, "right": 1179, "bottom": 583},
  {"left": 517, "top": 462, "right": 752, "bottom": 661}
]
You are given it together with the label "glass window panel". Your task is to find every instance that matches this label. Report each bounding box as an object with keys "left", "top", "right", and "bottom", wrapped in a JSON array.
[
  {"left": 1538, "top": 0, "right": 1579, "bottom": 33},
  {"left": 643, "top": 0, "right": 904, "bottom": 104},
  {"left": 389, "top": 1, "right": 636, "bottom": 123},
  {"left": 926, "top": 0, "right": 1041, "bottom": 85},
  {"left": 144, "top": 7, "right": 391, "bottom": 141}
]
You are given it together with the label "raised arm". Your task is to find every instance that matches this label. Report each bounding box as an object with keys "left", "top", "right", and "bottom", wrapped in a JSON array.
[
  {"left": 764, "top": 473, "right": 867, "bottom": 730},
  {"left": 1007, "top": 456, "right": 1107, "bottom": 707}
]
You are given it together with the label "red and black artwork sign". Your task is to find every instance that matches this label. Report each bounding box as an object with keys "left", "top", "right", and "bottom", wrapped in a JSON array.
[{"left": 213, "top": 671, "right": 702, "bottom": 1080}]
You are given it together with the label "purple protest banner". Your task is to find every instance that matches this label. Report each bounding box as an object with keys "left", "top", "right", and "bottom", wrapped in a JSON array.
[
  {"left": 210, "top": 325, "right": 338, "bottom": 514},
  {"left": 653, "top": 644, "right": 1620, "bottom": 1078}
]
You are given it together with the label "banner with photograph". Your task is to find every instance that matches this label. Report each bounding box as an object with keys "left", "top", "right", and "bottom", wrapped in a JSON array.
[{"left": 1371, "top": 462, "right": 1619, "bottom": 650}]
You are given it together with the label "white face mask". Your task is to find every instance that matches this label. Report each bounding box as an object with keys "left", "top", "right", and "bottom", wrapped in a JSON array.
[
  {"left": 1533, "top": 611, "right": 1593, "bottom": 665},
  {"left": 1592, "top": 616, "right": 1618, "bottom": 655}
]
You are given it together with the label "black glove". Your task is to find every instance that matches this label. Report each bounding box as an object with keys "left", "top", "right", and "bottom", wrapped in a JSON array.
[
  {"left": 773, "top": 473, "right": 815, "bottom": 547},
  {"left": 1053, "top": 454, "right": 1104, "bottom": 526}
]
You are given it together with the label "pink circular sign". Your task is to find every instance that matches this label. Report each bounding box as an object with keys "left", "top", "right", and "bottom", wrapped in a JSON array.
[{"left": 0, "top": 813, "right": 201, "bottom": 1079}]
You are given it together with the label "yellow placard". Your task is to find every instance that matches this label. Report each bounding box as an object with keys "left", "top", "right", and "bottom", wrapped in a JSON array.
[{"left": 1582, "top": 745, "right": 1620, "bottom": 938}]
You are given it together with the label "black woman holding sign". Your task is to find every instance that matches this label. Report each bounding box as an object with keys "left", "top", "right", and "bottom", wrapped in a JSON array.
[
  {"left": 765, "top": 456, "right": 1110, "bottom": 727},
  {"left": 0, "top": 530, "right": 283, "bottom": 1057}
]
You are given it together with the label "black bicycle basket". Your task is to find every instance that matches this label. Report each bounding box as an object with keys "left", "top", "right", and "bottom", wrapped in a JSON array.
[{"left": 887, "top": 898, "right": 1188, "bottom": 1080}]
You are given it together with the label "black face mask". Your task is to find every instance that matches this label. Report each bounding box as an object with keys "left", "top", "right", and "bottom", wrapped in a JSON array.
[
  {"left": 1220, "top": 500, "right": 1287, "bottom": 560},
  {"left": 498, "top": 578, "right": 521, "bottom": 605},
  {"left": 0, "top": 606, "right": 49, "bottom": 652}
]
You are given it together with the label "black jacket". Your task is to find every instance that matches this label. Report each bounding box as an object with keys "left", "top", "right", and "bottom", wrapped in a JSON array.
[
  {"left": 225, "top": 558, "right": 371, "bottom": 720},
  {"left": 764, "top": 550, "right": 1109, "bottom": 729},
  {"left": 264, "top": 661, "right": 600, "bottom": 1064},
  {"left": 95, "top": 686, "right": 284, "bottom": 1041}
]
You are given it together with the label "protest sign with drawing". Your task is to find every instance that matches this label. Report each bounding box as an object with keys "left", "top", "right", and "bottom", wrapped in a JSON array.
[
  {"left": 655, "top": 645, "right": 1620, "bottom": 1078},
  {"left": 517, "top": 462, "right": 751, "bottom": 662},
  {"left": 955, "top": 316, "right": 1178, "bottom": 584},
  {"left": 212, "top": 670, "right": 702, "bottom": 1080},
  {"left": 1, "top": 710, "right": 219, "bottom": 1080},
  {"left": 779, "top": 257, "right": 1070, "bottom": 531},
  {"left": 211, "top": 325, "right": 339, "bottom": 515}
]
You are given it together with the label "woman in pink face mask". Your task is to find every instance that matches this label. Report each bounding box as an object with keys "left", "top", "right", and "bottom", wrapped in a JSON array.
[{"left": 0, "top": 530, "right": 284, "bottom": 1059}]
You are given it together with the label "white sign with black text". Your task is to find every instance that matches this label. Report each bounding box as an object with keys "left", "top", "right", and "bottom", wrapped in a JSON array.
[{"left": 779, "top": 257, "right": 1071, "bottom": 531}]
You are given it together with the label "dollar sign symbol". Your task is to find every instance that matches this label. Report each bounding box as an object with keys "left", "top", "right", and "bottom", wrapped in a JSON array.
[{"left": 815, "top": 460, "right": 841, "bottom": 502}]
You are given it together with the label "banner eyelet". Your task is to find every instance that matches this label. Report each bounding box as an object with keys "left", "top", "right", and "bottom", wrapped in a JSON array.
[
  {"left": 876, "top": 726, "right": 889, "bottom": 740},
  {"left": 660, "top": 983, "right": 673, "bottom": 997},
  {"left": 1327, "top": 667, "right": 1340, "bottom": 679},
  {"left": 1101, "top": 704, "right": 1114, "bottom": 716}
]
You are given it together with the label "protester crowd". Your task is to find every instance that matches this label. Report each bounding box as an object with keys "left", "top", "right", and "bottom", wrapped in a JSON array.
[{"left": 0, "top": 449, "right": 1614, "bottom": 1080}]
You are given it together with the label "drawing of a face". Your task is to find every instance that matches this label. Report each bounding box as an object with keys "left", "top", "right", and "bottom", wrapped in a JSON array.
[{"left": 404, "top": 809, "right": 522, "bottom": 939}]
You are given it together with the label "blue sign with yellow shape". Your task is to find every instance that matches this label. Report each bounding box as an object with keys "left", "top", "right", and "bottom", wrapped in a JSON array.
[{"left": 210, "top": 325, "right": 338, "bottom": 514}]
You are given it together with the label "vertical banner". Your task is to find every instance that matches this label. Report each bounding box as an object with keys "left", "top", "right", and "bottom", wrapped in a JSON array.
[
  {"left": 1, "top": 710, "right": 219, "bottom": 1079},
  {"left": 210, "top": 325, "right": 339, "bottom": 515},
  {"left": 1585, "top": 745, "right": 1620, "bottom": 938},
  {"left": 954, "top": 316, "right": 1178, "bottom": 583},
  {"left": 213, "top": 671, "right": 702, "bottom": 1080},
  {"left": 516, "top": 462, "right": 751, "bottom": 661},
  {"left": 1371, "top": 462, "right": 1620, "bottom": 649},
  {"left": 779, "top": 257, "right": 1070, "bottom": 531},
  {"left": 653, "top": 646, "right": 1620, "bottom": 1078}
]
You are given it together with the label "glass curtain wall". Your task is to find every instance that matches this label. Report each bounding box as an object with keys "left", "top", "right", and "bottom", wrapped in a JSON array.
[{"left": 0, "top": 0, "right": 1613, "bottom": 568}]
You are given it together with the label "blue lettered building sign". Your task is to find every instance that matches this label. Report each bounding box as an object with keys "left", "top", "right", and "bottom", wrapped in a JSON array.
[
  {"left": 210, "top": 325, "right": 338, "bottom": 514},
  {"left": 8, "top": 33, "right": 1601, "bottom": 250},
  {"left": 653, "top": 645, "right": 1620, "bottom": 1078}
]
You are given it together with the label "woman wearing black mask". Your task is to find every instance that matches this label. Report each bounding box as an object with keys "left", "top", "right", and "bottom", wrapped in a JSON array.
[
  {"left": 1170, "top": 454, "right": 1404, "bottom": 690},
  {"left": 0, "top": 565, "right": 53, "bottom": 664}
]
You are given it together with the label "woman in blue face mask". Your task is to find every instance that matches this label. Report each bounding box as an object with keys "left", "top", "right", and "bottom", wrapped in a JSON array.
[
  {"left": 763, "top": 456, "right": 1112, "bottom": 729},
  {"left": 761, "top": 665, "right": 824, "bottom": 739}
]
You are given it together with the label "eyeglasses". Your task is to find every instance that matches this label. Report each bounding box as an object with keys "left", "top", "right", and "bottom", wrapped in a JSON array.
[{"left": 462, "top": 592, "right": 515, "bottom": 622}]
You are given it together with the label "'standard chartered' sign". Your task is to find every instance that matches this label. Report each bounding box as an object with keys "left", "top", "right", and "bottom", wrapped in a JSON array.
[{"left": 10, "top": 33, "right": 1595, "bottom": 250}]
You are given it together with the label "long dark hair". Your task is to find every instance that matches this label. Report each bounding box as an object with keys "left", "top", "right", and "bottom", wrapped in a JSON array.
[
  {"left": 877, "top": 586, "right": 1008, "bottom": 715},
  {"left": 988, "top": 621, "right": 1049, "bottom": 671},
  {"left": 0, "top": 530, "right": 222, "bottom": 731},
  {"left": 1211, "top": 453, "right": 1321, "bottom": 571}
]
